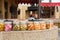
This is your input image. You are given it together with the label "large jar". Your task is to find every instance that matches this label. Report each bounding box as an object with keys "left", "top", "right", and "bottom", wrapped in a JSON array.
[
  {"left": 0, "top": 20, "right": 4, "bottom": 31},
  {"left": 4, "top": 20, "right": 13, "bottom": 31},
  {"left": 40, "top": 21, "right": 46, "bottom": 30},
  {"left": 13, "top": 21, "right": 20, "bottom": 31},
  {"left": 27, "top": 21, "right": 34, "bottom": 30},
  {"left": 20, "top": 20, "right": 27, "bottom": 31},
  {"left": 34, "top": 21, "right": 40, "bottom": 30}
]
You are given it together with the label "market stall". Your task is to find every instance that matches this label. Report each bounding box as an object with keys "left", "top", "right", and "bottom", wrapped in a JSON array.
[{"left": 0, "top": 19, "right": 58, "bottom": 40}]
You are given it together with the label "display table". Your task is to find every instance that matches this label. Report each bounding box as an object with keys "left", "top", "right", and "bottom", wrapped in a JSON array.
[{"left": 0, "top": 26, "right": 58, "bottom": 40}]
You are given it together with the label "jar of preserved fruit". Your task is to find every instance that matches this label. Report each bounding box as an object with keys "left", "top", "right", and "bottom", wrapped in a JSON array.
[
  {"left": 46, "top": 20, "right": 53, "bottom": 29},
  {"left": 34, "top": 21, "right": 40, "bottom": 30},
  {"left": 27, "top": 21, "right": 34, "bottom": 30},
  {"left": 40, "top": 21, "right": 46, "bottom": 30},
  {"left": 50, "top": 20, "right": 54, "bottom": 27},
  {"left": 0, "top": 20, "right": 4, "bottom": 31},
  {"left": 4, "top": 20, "right": 13, "bottom": 31},
  {"left": 13, "top": 21, "right": 20, "bottom": 31},
  {"left": 20, "top": 20, "right": 27, "bottom": 31}
]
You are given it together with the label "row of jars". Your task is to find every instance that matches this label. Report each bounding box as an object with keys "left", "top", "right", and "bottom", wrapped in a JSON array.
[
  {"left": 13, "top": 20, "right": 54, "bottom": 31},
  {"left": 0, "top": 19, "right": 54, "bottom": 31}
]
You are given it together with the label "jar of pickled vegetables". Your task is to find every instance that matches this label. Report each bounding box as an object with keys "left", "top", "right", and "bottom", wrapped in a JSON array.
[
  {"left": 13, "top": 21, "right": 20, "bottom": 31},
  {"left": 20, "top": 20, "right": 27, "bottom": 31}
]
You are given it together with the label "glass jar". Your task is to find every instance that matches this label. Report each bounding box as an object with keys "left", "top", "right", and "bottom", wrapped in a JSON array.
[
  {"left": 13, "top": 21, "right": 20, "bottom": 31},
  {"left": 27, "top": 21, "right": 34, "bottom": 30},
  {"left": 34, "top": 21, "right": 40, "bottom": 30},
  {"left": 4, "top": 20, "right": 13, "bottom": 31},
  {"left": 46, "top": 20, "right": 53, "bottom": 29},
  {"left": 0, "top": 20, "right": 4, "bottom": 31},
  {"left": 20, "top": 20, "right": 27, "bottom": 31},
  {"left": 40, "top": 21, "right": 46, "bottom": 30},
  {"left": 50, "top": 20, "right": 53, "bottom": 27}
]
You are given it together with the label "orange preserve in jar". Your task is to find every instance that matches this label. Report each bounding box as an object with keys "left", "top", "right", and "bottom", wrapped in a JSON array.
[
  {"left": 46, "top": 21, "right": 50, "bottom": 29},
  {"left": 34, "top": 21, "right": 40, "bottom": 30},
  {"left": 27, "top": 21, "right": 34, "bottom": 30},
  {"left": 0, "top": 20, "right": 4, "bottom": 31},
  {"left": 46, "top": 20, "right": 53, "bottom": 29},
  {"left": 40, "top": 21, "right": 46, "bottom": 30},
  {"left": 49, "top": 20, "right": 53, "bottom": 27}
]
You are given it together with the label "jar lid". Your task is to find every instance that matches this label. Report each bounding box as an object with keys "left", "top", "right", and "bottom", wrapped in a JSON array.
[
  {"left": 40, "top": 21, "right": 45, "bottom": 23},
  {"left": 34, "top": 21, "right": 40, "bottom": 24},
  {"left": 13, "top": 21, "right": 19, "bottom": 24},
  {"left": 0, "top": 19, "right": 4, "bottom": 23},
  {"left": 20, "top": 20, "right": 27, "bottom": 24},
  {"left": 4, "top": 22, "right": 12, "bottom": 24}
]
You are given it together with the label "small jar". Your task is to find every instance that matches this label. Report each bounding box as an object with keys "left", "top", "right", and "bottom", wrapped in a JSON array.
[
  {"left": 4, "top": 20, "right": 13, "bottom": 31},
  {"left": 40, "top": 21, "right": 46, "bottom": 30},
  {"left": 50, "top": 20, "right": 54, "bottom": 27},
  {"left": 34, "top": 21, "right": 40, "bottom": 30},
  {"left": 27, "top": 21, "right": 34, "bottom": 30},
  {"left": 13, "top": 21, "right": 20, "bottom": 31},
  {"left": 20, "top": 20, "right": 27, "bottom": 31},
  {"left": 46, "top": 20, "right": 53, "bottom": 29},
  {"left": 0, "top": 20, "right": 4, "bottom": 31}
]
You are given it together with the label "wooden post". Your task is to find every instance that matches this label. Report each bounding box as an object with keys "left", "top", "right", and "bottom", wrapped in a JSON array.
[{"left": 2, "top": 0, "right": 5, "bottom": 19}]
